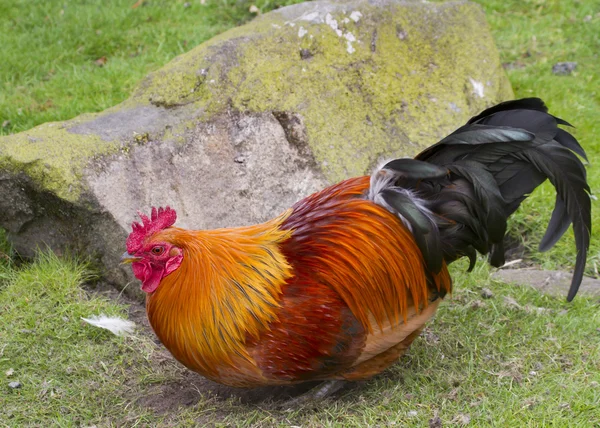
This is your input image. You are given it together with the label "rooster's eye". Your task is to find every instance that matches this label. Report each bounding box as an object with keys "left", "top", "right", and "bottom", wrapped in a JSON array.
[{"left": 151, "top": 246, "right": 165, "bottom": 256}]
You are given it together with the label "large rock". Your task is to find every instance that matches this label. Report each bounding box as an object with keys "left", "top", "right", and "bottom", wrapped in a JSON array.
[{"left": 0, "top": 0, "right": 512, "bottom": 296}]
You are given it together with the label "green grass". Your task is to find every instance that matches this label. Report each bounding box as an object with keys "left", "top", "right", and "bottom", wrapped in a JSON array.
[
  {"left": 0, "top": 251, "right": 189, "bottom": 426},
  {"left": 0, "top": 0, "right": 599, "bottom": 426},
  {"left": 0, "top": 253, "right": 141, "bottom": 424}
]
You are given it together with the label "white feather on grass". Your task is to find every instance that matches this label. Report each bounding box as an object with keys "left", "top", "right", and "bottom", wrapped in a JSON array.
[{"left": 81, "top": 315, "right": 136, "bottom": 336}]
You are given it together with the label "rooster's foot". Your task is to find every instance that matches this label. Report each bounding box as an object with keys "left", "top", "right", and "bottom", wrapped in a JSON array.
[{"left": 278, "top": 380, "right": 346, "bottom": 409}]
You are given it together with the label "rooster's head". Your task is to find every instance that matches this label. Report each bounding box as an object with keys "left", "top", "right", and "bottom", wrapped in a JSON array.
[{"left": 121, "top": 206, "right": 182, "bottom": 294}]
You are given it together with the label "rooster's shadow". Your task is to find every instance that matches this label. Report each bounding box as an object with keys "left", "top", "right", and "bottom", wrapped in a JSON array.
[{"left": 140, "top": 370, "right": 374, "bottom": 412}]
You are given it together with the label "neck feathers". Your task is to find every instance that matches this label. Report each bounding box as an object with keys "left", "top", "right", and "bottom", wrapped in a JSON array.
[{"left": 146, "top": 212, "right": 293, "bottom": 377}]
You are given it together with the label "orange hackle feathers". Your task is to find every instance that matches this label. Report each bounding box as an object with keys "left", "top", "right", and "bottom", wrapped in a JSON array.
[{"left": 145, "top": 211, "right": 294, "bottom": 379}]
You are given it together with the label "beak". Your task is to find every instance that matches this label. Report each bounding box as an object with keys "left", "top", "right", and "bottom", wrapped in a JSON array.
[{"left": 120, "top": 251, "right": 141, "bottom": 264}]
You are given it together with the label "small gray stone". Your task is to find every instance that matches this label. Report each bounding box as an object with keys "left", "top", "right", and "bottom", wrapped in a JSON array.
[
  {"left": 8, "top": 381, "right": 22, "bottom": 389},
  {"left": 552, "top": 62, "right": 577, "bottom": 75},
  {"left": 480, "top": 287, "right": 494, "bottom": 299},
  {"left": 429, "top": 416, "right": 442, "bottom": 428}
]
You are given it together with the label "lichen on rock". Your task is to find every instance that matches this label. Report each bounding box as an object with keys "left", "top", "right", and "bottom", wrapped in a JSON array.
[{"left": 0, "top": 121, "right": 117, "bottom": 202}]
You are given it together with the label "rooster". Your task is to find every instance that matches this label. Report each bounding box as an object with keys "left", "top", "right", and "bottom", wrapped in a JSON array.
[{"left": 122, "top": 99, "right": 590, "bottom": 402}]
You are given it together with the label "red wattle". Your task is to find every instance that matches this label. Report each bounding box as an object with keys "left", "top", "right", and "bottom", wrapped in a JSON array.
[
  {"left": 132, "top": 262, "right": 164, "bottom": 294},
  {"left": 141, "top": 267, "right": 164, "bottom": 293}
]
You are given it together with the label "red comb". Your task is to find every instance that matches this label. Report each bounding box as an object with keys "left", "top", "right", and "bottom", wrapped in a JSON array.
[{"left": 126, "top": 206, "right": 177, "bottom": 253}]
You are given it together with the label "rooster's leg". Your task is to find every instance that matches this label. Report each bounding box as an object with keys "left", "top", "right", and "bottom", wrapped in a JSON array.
[{"left": 278, "top": 380, "right": 346, "bottom": 409}]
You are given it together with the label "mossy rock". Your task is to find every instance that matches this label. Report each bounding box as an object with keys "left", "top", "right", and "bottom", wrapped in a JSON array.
[{"left": 0, "top": 0, "right": 512, "bottom": 295}]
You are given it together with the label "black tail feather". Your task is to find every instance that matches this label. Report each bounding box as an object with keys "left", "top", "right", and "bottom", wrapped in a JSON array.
[
  {"left": 539, "top": 196, "right": 570, "bottom": 252},
  {"left": 373, "top": 98, "right": 591, "bottom": 301}
]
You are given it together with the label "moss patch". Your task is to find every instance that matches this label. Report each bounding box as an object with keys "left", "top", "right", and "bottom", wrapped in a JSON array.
[{"left": 0, "top": 122, "right": 120, "bottom": 202}]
